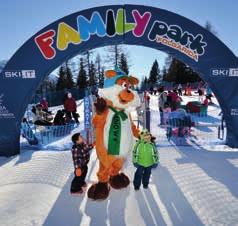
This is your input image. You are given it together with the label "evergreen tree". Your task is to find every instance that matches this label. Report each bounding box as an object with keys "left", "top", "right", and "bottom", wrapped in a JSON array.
[
  {"left": 162, "top": 66, "right": 167, "bottom": 81},
  {"left": 99, "top": 67, "right": 105, "bottom": 88},
  {"left": 164, "top": 58, "right": 181, "bottom": 82},
  {"left": 95, "top": 54, "right": 101, "bottom": 87},
  {"left": 81, "top": 50, "right": 93, "bottom": 86},
  {"left": 77, "top": 58, "right": 87, "bottom": 89},
  {"left": 119, "top": 53, "right": 129, "bottom": 74},
  {"left": 140, "top": 76, "right": 148, "bottom": 91},
  {"left": 108, "top": 45, "right": 120, "bottom": 66},
  {"left": 65, "top": 62, "right": 74, "bottom": 89},
  {"left": 164, "top": 58, "right": 201, "bottom": 84},
  {"left": 95, "top": 54, "right": 104, "bottom": 88},
  {"left": 149, "top": 60, "right": 160, "bottom": 85},
  {"left": 106, "top": 45, "right": 129, "bottom": 67},
  {"left": 85, "top": 51, "right": 92, "bottom": 75},
  {"left": 88, "top": 61, "right": 96, "bottom": 87},
  {"left": 165, "top": 55, "right": 172, "bottom": 71},
  {"left": 56, "top": 65, "right": 67, "bottom": 90},
  {"left": 95, "top": 54, "right": 101, "bottom": 75},
  {"left": 56, "top": 62, "right": 75, "bottom": 90}
]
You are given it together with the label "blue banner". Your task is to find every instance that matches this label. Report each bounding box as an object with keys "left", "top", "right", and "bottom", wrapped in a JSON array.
[{"left": 84, "top": 95, "right": 92, "bottom": 130}]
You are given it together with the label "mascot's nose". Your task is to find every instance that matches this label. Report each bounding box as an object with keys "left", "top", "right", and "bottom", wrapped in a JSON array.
[{"left": 127, "top": 90, "right": 131, "bottom": 94}]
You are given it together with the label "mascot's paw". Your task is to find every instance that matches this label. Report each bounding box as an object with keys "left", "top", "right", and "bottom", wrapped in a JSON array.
[
  {"left": 94, "top": 97, "right": 108, "bottom": 114},
  {"left": 109, "top": 173, "right": 130, "bottom": 189},
  {"left": 87, "top": 182, "right": 110, "bottom": 201}
]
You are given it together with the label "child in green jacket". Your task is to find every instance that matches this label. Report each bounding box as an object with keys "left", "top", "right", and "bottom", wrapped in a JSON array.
[{"left": 133, "top": 129, "right": 159, "bottom": 190}]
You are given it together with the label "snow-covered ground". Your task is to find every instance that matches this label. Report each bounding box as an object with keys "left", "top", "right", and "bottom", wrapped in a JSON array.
[{"left": 0, "top": 94, "right": 238, "bottom": 226}]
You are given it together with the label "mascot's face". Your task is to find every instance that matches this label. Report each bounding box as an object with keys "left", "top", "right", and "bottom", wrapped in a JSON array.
[{"left": 98, "top": 70, "right": 140, "bottom": 110}]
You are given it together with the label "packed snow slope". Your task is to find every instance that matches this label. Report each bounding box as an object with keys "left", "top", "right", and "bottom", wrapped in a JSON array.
[{"left": 0, "top": 95, "right": 238, "bottom": 226}]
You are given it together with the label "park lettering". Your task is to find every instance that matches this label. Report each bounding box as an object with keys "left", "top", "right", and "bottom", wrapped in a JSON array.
[
  {"left": 34, "top": 8, "right": 207, "bottom": 61},
  {"left": 148, "top": 21, "right": 207, "bottom": 61}
]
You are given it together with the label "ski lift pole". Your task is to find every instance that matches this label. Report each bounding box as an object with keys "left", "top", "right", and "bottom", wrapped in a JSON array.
[
  {"left": 144, "top": 92, "right": 151, "bottom": 132},
  {"left": 142, "top": 94, "right": 146, "bottom": 129}
]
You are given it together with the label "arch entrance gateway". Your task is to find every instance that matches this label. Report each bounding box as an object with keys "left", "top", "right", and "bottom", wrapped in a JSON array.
[{"left": 1, "top": 5, "right": 238, "bottom": 156}]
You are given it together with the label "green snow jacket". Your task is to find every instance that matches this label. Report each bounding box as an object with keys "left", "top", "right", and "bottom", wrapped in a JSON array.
[{"left": 133, "top": 140, "right": 159, "bottom": 167}]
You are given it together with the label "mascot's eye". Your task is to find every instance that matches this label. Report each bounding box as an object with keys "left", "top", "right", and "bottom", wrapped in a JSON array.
[
  {"left": 122, "top": 82, "right": 127, "bottom": 88},
  {"left": 128, "top": 85, "right": 132, "bottom": 89}
]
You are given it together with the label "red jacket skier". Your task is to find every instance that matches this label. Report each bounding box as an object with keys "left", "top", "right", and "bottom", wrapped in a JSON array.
[
  {"left": 64, "top": 94, "right": 77, "bottom": 112},
  {"left": 64, "top": 93, "right": 79, "bottom": 123}
]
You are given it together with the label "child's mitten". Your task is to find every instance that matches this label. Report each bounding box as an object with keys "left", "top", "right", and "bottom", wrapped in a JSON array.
[{"left": 75, "top": 168, "right": 82, "bottom": 176}]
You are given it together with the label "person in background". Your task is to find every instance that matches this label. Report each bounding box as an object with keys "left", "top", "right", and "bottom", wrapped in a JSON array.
[
  {"left": 175, "top": 94, "right": 183, "bottom": 110},
  {"left": 144, "top": 90, "right": 151, "bottom": 106},
  {"left": 40, "top": 97, "right": 50, "bottom": 114},
  {"left": 64, "top": 92, "right": 79, "bottom": 124},
  {"left": 153, "top": 87, "right": 157, "bottom": 95},
  {"left": 177, "top": 84, "right": 183, "bottom": 96},
  {"left": 198, "top": 81, "right": 204, "bottom": 89},
  {"left": 158, "top": 87, "right": 167, "bottom": 125},
  {"left": 149, "top": 86, "right": 154, "bottom": 95},
  {"left": 187, "top": 83, "right": 192, "bottom": 96},
  {"left": 167, "top": 91, "right": 172, "bottom": 105},
  {"left": 32, "top": 104, "right": 52, "bottom": 126},
  {"left": 206, "top": 86, "right": 213, "bottom": 104},
  {"left": 198, "top": 88, "right": 203, "bottom": 103},
  {"left": 170, "top": 89, "right": 179, "bottom": 111},
  {"left": 53, "top": 110, "right": 66, "bottom": 125},
  {"left": 163, "top": 102, "right": 171, "bottom": 125},
  {"left": 185, "top": 83, "right": 192, "bottom": 96},
  {"left": 184, "top": 83, "right": 187, "bottom": 95},
  {"left": 70, "top": 133, "right": 93, "bottom": 194},
  {"left": 203, "top": 96, "right": 209, "bottom": 107}
]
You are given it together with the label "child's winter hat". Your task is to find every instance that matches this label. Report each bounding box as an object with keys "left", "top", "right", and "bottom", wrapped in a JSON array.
[{"left": 139, "top": 129, "right": 150, "bottom": 139}]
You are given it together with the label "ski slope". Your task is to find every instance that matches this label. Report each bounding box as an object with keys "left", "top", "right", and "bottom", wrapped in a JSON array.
[{"left": 0, "top": 95, "right": 238, "bottom": 226}]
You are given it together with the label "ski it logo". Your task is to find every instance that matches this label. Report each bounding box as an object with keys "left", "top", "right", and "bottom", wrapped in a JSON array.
[
  {"left": 231, "top": 108, "right": 238, "bottom": 116},
  {"left": 0, "top": 94, "right": 15, "bottom": 119},
  {"left": 3, "top": 70, "right": 36, "bottom": 79},
  {"left": 34, "top": 8, "right": 207, "bottom": 62},
  {"left": 211, "top": 68, "right": 238, "bottom": 77}
]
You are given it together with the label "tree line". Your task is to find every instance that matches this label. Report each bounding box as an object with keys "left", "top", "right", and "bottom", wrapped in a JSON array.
[{"left": 43, "top": 45, "right": 130, "bottom": 92}]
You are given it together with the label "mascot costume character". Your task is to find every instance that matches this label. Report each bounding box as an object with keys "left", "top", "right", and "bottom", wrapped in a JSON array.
[{"left": 88, "top": 67, "right": 141, "bottom": 200}]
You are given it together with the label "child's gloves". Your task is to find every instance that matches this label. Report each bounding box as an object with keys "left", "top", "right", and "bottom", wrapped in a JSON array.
[
  {"left": 75, "top": 168, "right": 82, "bottom": 176},
  {"left": 87, "top": 144, "right": 94, "bottom": 150},
  {"left": 150, "top": 134, "right": 156, "bottom": 142}
]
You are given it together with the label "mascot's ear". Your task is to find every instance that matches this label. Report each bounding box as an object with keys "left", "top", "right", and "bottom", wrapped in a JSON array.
[
  {"left": 129, "top": 76, "right": 139, "bottom": 86},
  {"left": 105, "top": 70, "right": 117, "bottom": 78}
]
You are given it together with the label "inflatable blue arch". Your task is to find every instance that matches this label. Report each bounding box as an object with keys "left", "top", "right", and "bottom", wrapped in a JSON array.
[{"left": 1, "top": 4, "right": 238, "bottom": 156}]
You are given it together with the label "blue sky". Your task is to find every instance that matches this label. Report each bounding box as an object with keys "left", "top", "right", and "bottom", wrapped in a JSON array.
[{"left": 1, "top": 0, "right": 238, "bottom": 79}]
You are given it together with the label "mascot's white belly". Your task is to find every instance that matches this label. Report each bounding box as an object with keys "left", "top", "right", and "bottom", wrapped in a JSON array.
[{"left": 104, "top": 109, "right": 135, "bottom": 157}]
